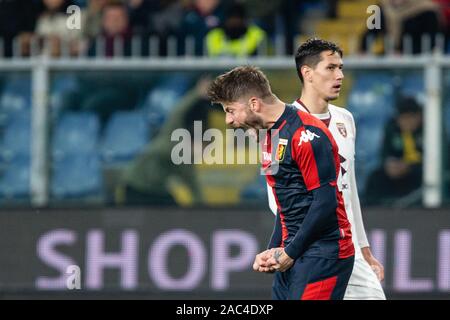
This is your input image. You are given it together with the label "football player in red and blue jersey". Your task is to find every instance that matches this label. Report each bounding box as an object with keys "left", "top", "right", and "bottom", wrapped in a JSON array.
[{"left": 207, "top": 65, "right": 355, "bottom": 300}]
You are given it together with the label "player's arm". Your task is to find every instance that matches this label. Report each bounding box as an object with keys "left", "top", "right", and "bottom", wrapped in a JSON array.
[
  {"left": 284, "top": 185, "right": 337, "bottom": 260},
  {"left": 284, "top": 126, "right": 338, "bottom": 260},
  {"left": 267, "top": 212, "right": 282, "bottom": 249}
]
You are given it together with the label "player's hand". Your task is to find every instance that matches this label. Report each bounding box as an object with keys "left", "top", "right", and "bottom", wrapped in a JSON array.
[
  {"left": 253, "top": 250, "right": 276, "bottom": 273},
  {"left": 361, "top": 247, "right": 385, "bottom": 281},
  {"left": 266, "top": 248, "right": 294, "bottom": 272}
]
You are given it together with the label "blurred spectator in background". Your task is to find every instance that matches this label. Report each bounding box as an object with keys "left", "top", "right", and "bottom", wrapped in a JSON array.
[
  {"left": 178, "top": 0, "right": 227, "bottom": 55},
  {"left": 143, "top": 0, "right": 186, "bottom": 56},
  {"left": 82, "top": 0, "right": 110, "bottom": 40},
  {"left": 117, "top": 77, "right": 212, "bottom": 206},
  {"left": 36, "top": 0, "right": 84, "bottom": 57},
  {"left": 360, "top": 0, "right": 443, "bottom": 55},
  {"left": 433, "top": 0, "right": 450, "bottom": 52},
  {"left": 88, "top": 1, "right": 132, "bottom": 57},
  {"left": 365, "top": 96, "right": 423, "bottom": 205},
  {"left": 240, "top": 0, "right": 301, "bottom": 55},
  {"left": 206, "top": 2, "right": 266, "bottom": 57},
  {"left": 0, "top": 0, "right": 42, "bottom": 57},
  {"left": 126, "top": 0, "right": 155, "bottom": 35}
]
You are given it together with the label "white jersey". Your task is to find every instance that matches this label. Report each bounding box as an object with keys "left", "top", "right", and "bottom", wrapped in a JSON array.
[{"left": 267, "top": 101, "right": 386, "bottom": 298}]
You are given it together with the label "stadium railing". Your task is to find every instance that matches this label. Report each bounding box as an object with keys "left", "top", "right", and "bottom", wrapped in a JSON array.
[{"left": 0, "top": 33, "right": 447, "bottom": 208}]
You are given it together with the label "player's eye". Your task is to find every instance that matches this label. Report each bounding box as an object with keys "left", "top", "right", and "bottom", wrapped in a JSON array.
[{"left": 327, "top": 66, "right": 334, "bottom": 70}]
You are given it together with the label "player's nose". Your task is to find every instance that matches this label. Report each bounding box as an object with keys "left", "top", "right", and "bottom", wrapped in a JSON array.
[
  {"left": 336, "top": 69, "right": 344, "bottom": 80},
  {"left": 225, "top": 113, "right": 234, "bottom": 126}
]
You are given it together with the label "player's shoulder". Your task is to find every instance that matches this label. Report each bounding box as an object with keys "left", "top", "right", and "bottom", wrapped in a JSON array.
[
  {"left": 291, "top": 105, "right": 326, "bottom": 128},
  {"left": 329, "top": 103, "right": 355, "bottom": 124}
]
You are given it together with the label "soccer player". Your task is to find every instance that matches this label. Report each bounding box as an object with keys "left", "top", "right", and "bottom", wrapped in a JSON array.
[
  {"left": 208, "top": 66, "right": 355, "bottom": 300},
  {"left": 266, "top": 38, "right": 387, "bottom": 299}
]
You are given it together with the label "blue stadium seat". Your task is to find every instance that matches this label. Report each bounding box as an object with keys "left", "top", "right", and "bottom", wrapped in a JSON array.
[
  {"left": 240, "top": 174, "right": 267, "bottom": 201},
  {"left": 52, "top": 112, "right": 100, "bottom": 159},
  {"left": 0, "top": 75, "right": 31, "bottom": 126},
  {"left": 0, "top": 156, "right": 30, "bottom": 199},
  {"left": 400, "top": 73, "right": 425, "bottom": 105},
  {"left": 354, "top": 121, "right": 385, "bottom": 196},
  {"left": 100, "top": 110, "right": 149, "bottom": 164},
  {"left": 50, "top": 74, "right": 80, "bottom": 116},
  {"left": 0, "top": 113, "right": 31, "bottom": 162},
  {"left": 51, "top": 154, "right": 102, "bottom": 198},
  {"left": 445, "top": 101, "right": 450, "bottom": 141},
  {"left": 347, "top": 73, "right": 395, "bottom": 125},
  {"left": 142, "top": 73, "right": 194, "bottom": 127}
]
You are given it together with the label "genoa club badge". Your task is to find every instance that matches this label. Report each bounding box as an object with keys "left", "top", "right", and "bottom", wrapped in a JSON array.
[
  {"left": 275, "top": 138, "right": 288, "bottom": 162},
  {"left": 336, "top": 123, "right": 347, "bottom": 137}
]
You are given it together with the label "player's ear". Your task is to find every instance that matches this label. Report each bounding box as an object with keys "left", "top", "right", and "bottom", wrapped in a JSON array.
[
  {"left": 301, "top": 65, "right": 313, "bottom": 83},
  {"left": 248, "top": 97, "right": 260, "bottom": 112}
]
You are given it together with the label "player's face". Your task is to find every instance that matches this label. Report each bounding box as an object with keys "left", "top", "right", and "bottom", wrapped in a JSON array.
[
  {"left": 222, "top": 100, "right": 264, "bottom": 130},
  {"left": 310, "top": 51, "right": 344, "bottom": 101}
]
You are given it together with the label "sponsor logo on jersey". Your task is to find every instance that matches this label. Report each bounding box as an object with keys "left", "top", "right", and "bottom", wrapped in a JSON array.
[
  {"left": 298, "top": 130, "right": 320, "bottom": 146},
  {"left": 263, "top": 152, "right": 272, "bottom": 162},
  {"left": 336, "top": 122, "right": 347, "bottom": 137}
]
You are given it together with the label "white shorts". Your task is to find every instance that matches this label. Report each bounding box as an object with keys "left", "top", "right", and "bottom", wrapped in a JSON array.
[{"left": 344, "top": 257, "right": 386, "bottom": 300}]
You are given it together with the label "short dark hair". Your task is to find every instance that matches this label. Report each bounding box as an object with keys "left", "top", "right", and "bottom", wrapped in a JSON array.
[
  {"left": 207, "top": 66, "right": 273, "bottom": 104},
  {"left": 295, "top": 38, "right": 343, "bottom": 83}
]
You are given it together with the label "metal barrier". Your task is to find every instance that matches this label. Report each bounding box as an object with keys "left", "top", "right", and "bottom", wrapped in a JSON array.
[
  {"left": 0, "top": 53, "right": 447, "bottom": 207},
  {"left": 0, "top": 33, "right": 448, "bottom": 59}
]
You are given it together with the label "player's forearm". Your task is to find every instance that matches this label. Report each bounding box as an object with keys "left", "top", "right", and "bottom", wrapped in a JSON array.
[
  {"left": 267, "top": 213, "right": 282, "bottom": 249},
  {"left": 350, "top": 165, "right": 370, "bottom": 248},
  {"left": 284, "top": 184, "right": 337, "bottom": 260}
]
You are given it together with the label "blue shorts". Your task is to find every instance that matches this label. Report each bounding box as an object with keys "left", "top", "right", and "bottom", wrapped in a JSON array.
[{"left": 272, "top": 255, "right": 355, "bottom": 300}]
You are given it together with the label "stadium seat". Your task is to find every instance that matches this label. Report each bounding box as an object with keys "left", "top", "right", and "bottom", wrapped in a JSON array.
[
  {"left": 240, "top": 174, "right": 267, "bottom": 201},
  {"left": 0, "top": 75, "right": 31, "bottom": 126},
  {"left": 354, "top": 121, "right": 385, "bottom": 196},
  {"left": 100, "top": 110, "right": 150, "bottom": 164},
  {"left": 52, "top": 112, "right": 100, "bottom": 160},
  {"left": 0, "top": 113, "right": 31, "bottom": 162},
  {"left": 50, "top": 74, "right": 80, "bottom": 117},
  {"left": 445, "top": 100, "right": 450, "bottom": 141},
  {"left": 0, "top": 156, "right": 30, "bottom": 199},
  {"left": 347, "top": 73, "right": 395, "bottom": 125},
  {"left": 141, "top": 73, "right": 194, "bottom": 127},
  {"left": 51, "top": 154, "right": 102, "bottom": 198},
  {"left": 400, "top": 73, "right": 425, "bottom": 105}
]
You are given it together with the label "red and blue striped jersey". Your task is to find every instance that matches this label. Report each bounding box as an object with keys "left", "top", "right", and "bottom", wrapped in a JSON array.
[{"left": 263, "top": 104, "right": 354, "bottom": 259}]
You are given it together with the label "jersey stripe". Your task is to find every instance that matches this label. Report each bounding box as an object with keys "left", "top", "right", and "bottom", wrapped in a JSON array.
[
  {"left": 301, "top": 276, "right": 338, "bottom": 300},
  {"left": 266, "top": 174, "right": 289, "bottom": 246},
  {"left": 291, "top": 126, "right": 321, "bottom": 190}
]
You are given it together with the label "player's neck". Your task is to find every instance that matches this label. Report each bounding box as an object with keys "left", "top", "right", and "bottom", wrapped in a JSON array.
[
  {"left": 299, "top": 92, "right": 329, "bottom": 114},
  {"left": 264, "top": 98, "right": 286, "bottom": 129}
]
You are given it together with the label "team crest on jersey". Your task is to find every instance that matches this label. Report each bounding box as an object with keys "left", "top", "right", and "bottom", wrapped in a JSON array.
[
  {"left": 336, "top": 123, "right": 347, "bottom": 137},
  {"left": 275, "top": 138, "right": 288, "bottom": 162}
]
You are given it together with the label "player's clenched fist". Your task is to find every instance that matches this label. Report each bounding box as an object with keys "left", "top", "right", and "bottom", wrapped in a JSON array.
[{"left": 253, "top": 249, "right": 276, "bottom": 273}]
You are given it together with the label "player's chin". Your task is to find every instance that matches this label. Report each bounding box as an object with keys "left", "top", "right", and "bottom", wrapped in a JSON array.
[{"left": 327, "top": 93, "right": 340, "bottom": 101}]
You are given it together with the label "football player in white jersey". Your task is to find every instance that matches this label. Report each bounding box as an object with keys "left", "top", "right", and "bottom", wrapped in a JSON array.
[{"left": 265, "top": 38, "right": 386, "bottom": 299}]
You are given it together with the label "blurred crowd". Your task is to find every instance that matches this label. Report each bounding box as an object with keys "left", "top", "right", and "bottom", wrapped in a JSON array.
[
  {"left": 0, "top": 0, "right": 324, "bottom": 57},
  {"left": 2, "top": 0, "right": 449, "bottom": 58}
]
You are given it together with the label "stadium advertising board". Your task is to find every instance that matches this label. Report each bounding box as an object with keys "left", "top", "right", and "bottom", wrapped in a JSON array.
[{"left": 0, "top": 208, "right": 449, "bottom": 299}]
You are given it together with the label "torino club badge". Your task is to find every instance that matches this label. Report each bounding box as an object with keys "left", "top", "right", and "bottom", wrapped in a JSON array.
[
  {"left": 275, "top": 138, "right": 288, "bottom": 162},
  {"left": 336, "top": 123, "right": 347, "bottom": 137}
]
